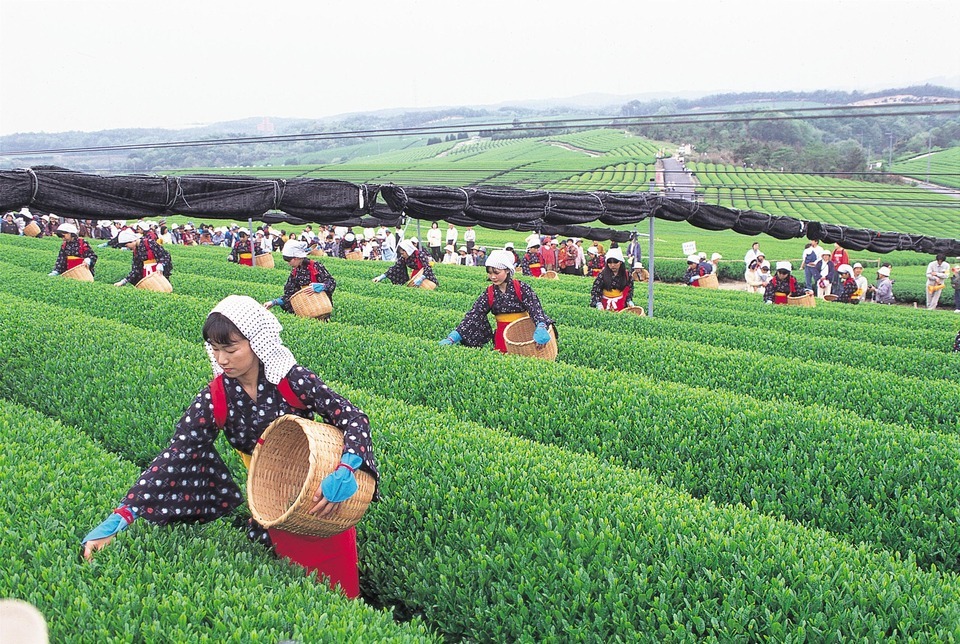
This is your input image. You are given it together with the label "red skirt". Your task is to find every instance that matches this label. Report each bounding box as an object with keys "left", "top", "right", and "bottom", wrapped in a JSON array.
[{"left": 269, "top": 527, "right": 360, "bottom": 598}]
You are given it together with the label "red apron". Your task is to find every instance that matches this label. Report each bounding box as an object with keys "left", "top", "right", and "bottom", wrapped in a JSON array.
[
  {"left": 64, "top": 239, "right": 89, "bottom": 270},
  {"left": 141, "top": 240, "right": 159, "bottom": 278},
  {"left": 601, "top": 289, "right": 628, "bottom": 311},
  {"left": 488, "top": 281, "right": 527, "bottom": 353}
]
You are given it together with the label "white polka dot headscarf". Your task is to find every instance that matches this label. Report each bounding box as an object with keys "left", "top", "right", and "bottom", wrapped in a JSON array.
[
  {"left": 485, "top": 249, "right": 516, "bottom": 274},
  {"left": 204, "top": 295, "right": 296, "bottom": 384}
]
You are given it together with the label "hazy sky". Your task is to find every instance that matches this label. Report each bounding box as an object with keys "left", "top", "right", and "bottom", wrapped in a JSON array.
[{"left": 2, "top": 0, "right": 958, "bottom": 135}]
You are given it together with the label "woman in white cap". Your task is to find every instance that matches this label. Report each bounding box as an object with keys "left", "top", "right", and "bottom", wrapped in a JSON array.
[
  {"left": 683, "top": 254, "right": 707, "bottom": 286},
  {"left": 373, "top": 238, "right": 438, "bottom": 286},
  {"left": 590, "top": 247, "right": 634, "bottom": 311},
  {"left": 744, "top": 259, "right": 763, "bottom": 294},
  {"left": 456, "top": 246, "right": 475, "bottom": 266},
  {"left": 816, "top": 248, "right": 835, "bottom": 298},
  {"left": 763, "top": 261, "right": 806, "bottom": 304},
  {"left": 227, "top": 229, "right": 264, "bottom": 266},
  {"left": 834, "top": 264, "right": 859, "bottom": 303},
  {"left": 81, "top": 295, "right": 379, "bottom": 598},
  {"left": 441, "top": 244, "right": 457, "bottom": 264},
  {"left": 427, "top": 221, "right": 443, "bottom": 262},
  {"left": 264, "top": 240, "right": 337, "bottom": 313},
  {"left": 0, "top": 212, "right": 19, "bottom": 235},
  {"left": 338, "top": 231, "right": 360, "bottom": 258},
  {"left": 439, "top": 249, "right": 555, "bottom": 352},
  {"left": 585, "top": 246, "right": 605, "bottom": 277},
  {"left": 49, "top": 222, "right": 98, "bottom": 277},
  {"left": 114, "top": 227, "right": 172, "bottom": 287},
  {"left": 871, "top": 265, "right": 895, "bottom": 304},
  {"left": 519, "top": 238, "right": 544, "bottom": 277}
]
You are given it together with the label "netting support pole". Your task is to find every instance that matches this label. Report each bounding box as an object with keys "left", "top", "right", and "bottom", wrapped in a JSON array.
[{"left": 647, "top": 215, "right": 655, "bottom": 318}]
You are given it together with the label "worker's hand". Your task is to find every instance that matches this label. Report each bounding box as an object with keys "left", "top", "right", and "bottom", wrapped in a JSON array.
[
  {"left": 83, "top": 258, "right": 92, "bottom": 267},
  {"left": 309, "top": 454, "right": 362, "bottom": 515},
  {"left": 155, "top": 263, "right": 164, "bottom": 273},
  {"left": 311, "top": 283, "right": 325, "bottom": 293},
  {"left": 533, "top": 323, "right": 551, "bottom": 345},
  {"left": 263, "top": 300, "right": 275, "bottom": 309},
  {"left": 626, "top": 300, "right": 634, "bottom": 307},
  {"left": 113, "top": 279, "right": 127, "bottom": 287},
  {"left": 48, "top": 270, "right": 59, "bottom": 277},
  {"left": 439, "top": 330, "right": 461, "bottom": 346},
  {"left": 372, "top": 274, "right": 385, "bottom": 283},
  {"left": 81, "top": 508, "right": 136, "bottom": 561},
  {"left": 596, "top": 303, "right": 604, "bottom": 310},
  {"left": 414, "top": 277, "right": 424, "bottom": 286}
]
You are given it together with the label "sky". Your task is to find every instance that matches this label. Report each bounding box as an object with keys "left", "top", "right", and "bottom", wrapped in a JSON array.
[{"left": 1, "top": 0, "right": 958, "bottom": 135}]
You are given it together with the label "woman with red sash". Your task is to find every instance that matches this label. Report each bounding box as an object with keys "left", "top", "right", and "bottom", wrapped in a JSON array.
[
  {"left": 519, "top": 238, "right": 544, "bottom": 277},
  {"left": 586, "top": 247, "right": 605, "bottom": 277},
  {"left": 833, "top": 264, "right": 860, "bottom": 304},
  {"left": 49, "top": 222, "right": 97, "bottom": 276},
  {"left": 373, "top": 239, "right": 438, "bottom": 287},
  {"left": 227, "top": 230, "right": 264, "bottom": 266},
  {"left": 763, "top": 261, "right": 805, "bottom": 304},
  {"left": 589, "top": 248, "right": 634, "bottom": 311},
  {"left": 114, "top": 228, "right": 172, "bottom": 287},
  {"left": 264, "top": 240, "right": 337, "bottom": 313},
  {"left": 439, "top": 249, "right": 555, "bottom": 352},
  {"left": 81, "top": 295, "right": 379, "bottom": 599}
]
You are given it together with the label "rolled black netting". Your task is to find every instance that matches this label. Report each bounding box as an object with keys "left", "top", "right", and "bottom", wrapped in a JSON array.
[
  {"left": 169, "top": 175, "right": 278, "bottom": 219},
  {"left": 543, "top": 192, "right": 607, "bottom": 225},
  {"left": 21, "top": 166, "right": 171, "bottom": 219},
  {"left": 379, "top": 185, "right": 469, "bottom": 221},
  {"left": 464, "top": 187, "right": 548, "bottom": 226},
  {"left": 276, "top": 179, "right": 369, "bottom": 221},
  {"left": 0, "top": 170, "right": 36, "bottom": 212}
]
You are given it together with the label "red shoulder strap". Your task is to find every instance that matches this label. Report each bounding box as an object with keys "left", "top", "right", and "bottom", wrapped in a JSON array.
[
  {"left": 307, "top": 260, "right": 319, "bottom": 284},
  {"left": 277, "top": 377, "right": 308, "bottom": 410},
  {"left": 211, "top": 374, "right": 227, "bottom": 428},
  {"left": 77, "top": 239, "right": 88, "bottom": 256},
  {"left": 143, "top": 239, "right": 155, "bottom": 261},
  {"left": 487, "top": 284, "right": 495, "bottom": 308},
  {"left": 513, "top": 279, "right": 523, "bottom": 301}
]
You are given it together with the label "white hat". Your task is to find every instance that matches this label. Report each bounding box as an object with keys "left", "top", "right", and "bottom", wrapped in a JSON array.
[
  {"left": 18, "top": 207, "right": 31, "bottom": 217},
  {"left": 526, "top": 239, "right": 541, "bottom": 250},
  {"left": 698, "top": 252, "right": 707, "bottom": 260},
  {"left": 853, "top": 262, "right": 863, "bottom": 269},
  {"left": 485, "top": 249, "right": 516, "bottom": 273},
  {"left": 344, "top": 233, "right": 355, "bottom": 242},
  {"left": 837, "top": 263, "right": 853, "bottom": 275},
  {"left": 0, "top": 599, "right": 48, "bottom": 644},
  {"left": 281, "top": 239, "right": 308, "bottom": 258},
  {"left": 504, "top": 242, "right": 514, "bottom": 250},
  {"left": 399, "top": 239, "right": 417, "bottom": 256},
  {"left": 117, "top": 228, "right": 140, "bottom": 244},
  {"left": 458, "top": 246, "right": 468, "bottom": 253},
  {"left": 821, "top": 248, "right": 832, "bottom": 256},
  {"left": 605, "top": 248, "right": 625, "bottom": 263},
  {"left": 55, "top": 222, "right": 79, "bottom": 235},
  {"left": 877, "top": 266, "right": 891, "bottom": 277},
  {"left": 205, "top": 295, "right": 296, "bottom": 385},
  {"left": 686, "top": 254, "right": 699, "bottom": 264},
  {"left": 711, "top": 252, "right": 722, "bottom": 261},
  {"left": 776, "top": 261, "right": 792, "bottom": 272},
  {"left": 445, "top": 244, "right": 454, "bottom": 253},
  {"left": 760, "top": 261, "right": 770, "bottom": 269},
  {"left": 587, "top": 247, "right": 598, "bottom": 256}
]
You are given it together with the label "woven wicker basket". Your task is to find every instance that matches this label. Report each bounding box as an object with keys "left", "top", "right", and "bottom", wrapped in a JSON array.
[
  {"left": 928, "top": 283, "right": 945, "bottom": 294},
  {"left": 621, "top": 305, "right": 646, "bottom": 316},
  {"left": 697, "top": 273, "right": 719, "bottom": 289},
  {"left": 23, "top": 222, "right": 41, "bottom": 237},
  {"left": 823, "top": 294, "right": 838, "bottom": 302},
  {"left": 253, "top": 253, "right": 275, "bottom": 269},
  {"left": 503, "top": 317, "right": 558, "bottom": 361},
  {"left": 247, "top": 415, "right": 375, "bottom": 538},
  {"left": 136, "top": 271, "right": 173, "bottom": 293},
  {"left": 541, "top": 270, "right": 560, "bottom": 280},
  {"left": 61, "top": 263, "right": 94, "bottom": 282},
  {"left": 290, "top": 286, "right": 333, "bottom": 319},
  {"left": 406, "top": 269, "right": 437, "bottom": 290},
  {"left": 788, "top": 293, "right": 817, "bottom": 307},
  {"left": 345, "top": 251, "right": 363, "bottom": 261}
]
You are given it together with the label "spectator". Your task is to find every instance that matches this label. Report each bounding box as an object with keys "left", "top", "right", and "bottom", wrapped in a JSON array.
[
  {"left": 709, "top": 252, "right": 722, "bottom": 274},
  {"left": 926, "top": 254, "right": 950, "bottom": 310},
  {"left": 830, "top": 243, "right": 849, "bottom": 293},
  {"left": 952, "top": 264, "right": 960, "bottom": 313},
  {"left": 744, "top": 259, "right": 763, "bottom": 293},
  {"left": 852, "top": 263, "right": 869, "bottom": 301},
  {"left": 802, "top": 239, "right": 821, "bottom": 291},
  {"left": 0, "top": 212, "right": 18, "bottom": 235},
  {"left": 558, "top": 239, "right": 579, "bottom": 276},
  {"left": 539, "top": 238, "right": 557, "bottom": 272},
  {"left": 871, "top": 266, "right": 895, "bottom": 304},
  {"left": 816, "top": 248, "right": 835, "bottom": 298},
  {"left": 586, "top": 247, "right": 605, "bottom": 278},
  {"left": 427, "top": 222, "right": 443, "bottom": 261},
  {"left": 743, "top": 242, "right": 761, "bottom": 267},
  {"left": 456, "top": 246, "right": 474, "bottom": 266},
  {"left": 445, "top": 223, "right": 458, "bottom": 248},
  {"left": 505, "top": 242, "right": 520, "bottom": 266},
  {"left": 473, "top": 246, "right": 487, "bottom": 267},
  {"left": 441, "top": 244, "right": 457, "bottom": 264},
  {"left": 758, "top": 261, "right": 772, "bottom": 286},
  {"left": 464, "top": 226, "right": 476, "bottom": 252},
  {"left": 626, "top": 235, "right": 643, "bottom": 270},
  {"left": 834, "top": 265, "right": 859, "bottom": 304},
  {"left": 574, "top": 239, "right": 586, "bottom": 274}
]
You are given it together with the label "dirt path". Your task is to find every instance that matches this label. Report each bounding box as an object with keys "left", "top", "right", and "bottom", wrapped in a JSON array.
[{"left": 544, "top": 141, "right": 602, "bottom": 157}]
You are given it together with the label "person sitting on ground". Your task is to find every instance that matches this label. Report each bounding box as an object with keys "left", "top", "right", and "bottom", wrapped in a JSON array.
[
  {"left": 114, "top": 227, "right": 172, "bottom": 286},
  {"left": 744, "top": 259, "right": 763, "bottom": 293},
  {"left": 817, "top": 248, "right": 835, "bottom": 298},
  {"left": 852, "top": 263, "right": 869, "bottom": 302},
  {"left": 441, "top": 244, "right": 457, "bottom": 265},
  {"left": 870, "top": 265, "right": 895, "bottom": 304},
  {"left": 456, "top": 246, "right": 475, "bottom": 266},
  {"left": 49, "top": 222, "right": 97, "bottom": 277},
  {"left": 373, "top": 239, "right": 438, "bottom": 286},
  {"left": 0, "top": 212, "right": 18, "bottom": 235},
  {"left": 834, "top": 264, "right": 859, "bottom": 303},
  {"left": 439, "top": 249, "right": 556, "bottom": 353},
  {"left": 263, "top": 240, "right": 337, "bottom": 314},
  {"left": 763, "top": 261, "right": 806, "bottom": 304},
  {"left": 589, "top": 248, "right": 634, "bottom": 311},
  {"left": 519, "top": 238, "right": 544, "bottom": 277},
  {"left": 758, "top": 261, "right": 772, "bottom": 286}
]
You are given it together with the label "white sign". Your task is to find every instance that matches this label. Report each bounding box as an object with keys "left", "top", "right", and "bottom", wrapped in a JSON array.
[{"left": 682, "top": 241, "right": 697, "bottom": 255}]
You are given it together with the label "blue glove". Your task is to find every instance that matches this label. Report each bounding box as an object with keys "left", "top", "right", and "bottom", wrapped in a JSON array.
[
  {"left": 82, "top": 507, "right": 137, "bottom": 544},
  {"left": 311, "top": 283, "right": 325, "bottom": 293},
  {"left": 320, "top": 453, "right": 363, "bottom": 503},
  {"left": 533, "top": 322, "right": 551, "bottom": 345},
  {"left": 440, "top": 330, "right": 461, "bottom": 346},
  {"left": 272, "top": 298, "right": 284, "bottom": 306},
  {"left": 48, "top": 270, "right": 59, "bottom": 276},
  {"left": 414, "top": 277, "right": 424, "bottom": 286},
  {"left": 626, "top": 300, "right": 634, "bottom": 307}
]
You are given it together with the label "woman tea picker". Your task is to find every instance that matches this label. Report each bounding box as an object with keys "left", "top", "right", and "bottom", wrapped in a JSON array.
[
  {"left": 264, "top": 239, "right": 337, "bottom": 313},
  {"left": 372, "top": 238, "right": 438, "bottom": 287},
  {"left": 82, "top": 295, "right": 380, "bottom": 597},
  {"left": 589, "top": 247, "right": 634, "bottom": 311},
  {"left": 440, "top": 248, "right": 556, "bottom": 352},
  {"left": 48, "top": 222, "right": 97, "bottom": 276},
  {"left": 113, "top": 227, "right": 173, "bottom": 287},
  {"left": 763, "top": 261, "right": 807, "bottom": 304}
]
